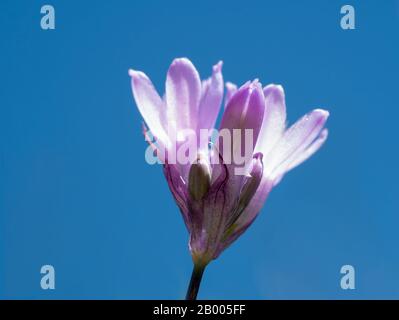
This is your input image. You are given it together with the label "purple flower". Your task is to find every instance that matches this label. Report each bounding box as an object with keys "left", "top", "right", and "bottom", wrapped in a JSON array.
[{"left": 129, "top": 58, "right": 329, "bottom": 299}]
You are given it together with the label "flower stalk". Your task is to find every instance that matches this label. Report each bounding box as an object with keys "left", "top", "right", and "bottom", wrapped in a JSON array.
[{"left": 185, "top": 263, "right": 206, "bottom": 300}]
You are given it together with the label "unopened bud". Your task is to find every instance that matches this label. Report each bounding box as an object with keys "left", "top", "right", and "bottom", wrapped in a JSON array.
[
  {"left": 237, "top": 153, "right": 263, "bottom": 211},
  {"left": 188, "top": 153, "right": 211, "bottom": 201}
]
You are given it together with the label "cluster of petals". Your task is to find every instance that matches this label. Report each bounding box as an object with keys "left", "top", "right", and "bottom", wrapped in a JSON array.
[{"left": 129, "top": 58, "right": 329, "bottom": 265}]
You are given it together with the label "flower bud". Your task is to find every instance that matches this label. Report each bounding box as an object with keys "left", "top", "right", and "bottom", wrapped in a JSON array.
[
  {"left": 237, "top": 153, "right": 263, "bottom": 211},
  {"left": 188, "top": 153, "right": 211, "bottom": 201}
]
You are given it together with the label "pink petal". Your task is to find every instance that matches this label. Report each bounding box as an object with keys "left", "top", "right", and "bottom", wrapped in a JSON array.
[
  {"left": 197, "top": 61, "right": 224, "bottom": 132},
  {"left": 224, "top": 82, "right": 238, "bottom": 108},
  {"left": 219, "top": 81, "right": 265, "bottom": 160},
  {"left": 266, "top": 109, "right": 329, "bottom": 180},
  {"left": 217, "top": 81, "right": 265, "bottom": 200},
  {"left": 165, "top": 58, "right": 201, "bottom": 135},
  {"left": 255, "top": 84, "right": 286, "bottom": 156},
  {"left": 284, "top": 128, "right": 328, "bottom": 172},
  {"left": 216, "top": 176, "right": 273, "bottom": 257},
  {"left": 129, "top": 69, "right": 169, "bottom": 147}
]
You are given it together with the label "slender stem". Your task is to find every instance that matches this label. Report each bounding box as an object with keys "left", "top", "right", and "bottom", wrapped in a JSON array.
[{"left": 185, "top": 263, "right": 206, "bottom": 300}]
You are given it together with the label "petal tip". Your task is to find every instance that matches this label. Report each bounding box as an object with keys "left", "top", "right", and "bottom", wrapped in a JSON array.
[
  {"left": 313, "top": 108, "right": 330, "bottom": 119},
  {"left": 128, "top": 69, "right": 138, "bottom": 77},
  {"left": 128, "top": 69, "right": 147, "bottom": 82},
  {"left": 226, "top": 82, "right": 237, "bottom": 90},
  {"left": 170, "top": 57, "right": 194, "bottom": 68},
  {"left": 213, "top": 61, "right": 223, "bottom": 73},
  {"left": 263, "top": 84, "right": 285, "bottom": 97},
  {"left": 250, "top": 79, "right": 263, "bottom": 91}
]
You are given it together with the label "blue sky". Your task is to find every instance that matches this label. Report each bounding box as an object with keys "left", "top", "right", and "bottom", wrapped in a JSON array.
[{"left": 0, "top": 0, "right": 398, "bottom": 299}]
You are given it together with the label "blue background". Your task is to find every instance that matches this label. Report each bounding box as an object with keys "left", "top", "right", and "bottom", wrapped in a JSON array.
[{"left": 1, "top": 0, "right": 398, "bottom": 299}]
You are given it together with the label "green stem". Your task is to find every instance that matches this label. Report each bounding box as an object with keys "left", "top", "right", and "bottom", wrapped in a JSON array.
[{"left": 185, "top": 263, "right": 206, "bottom": 300}]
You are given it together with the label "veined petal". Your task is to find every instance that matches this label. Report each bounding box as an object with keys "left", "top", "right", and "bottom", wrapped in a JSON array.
[
  {"left": 163, "top": 163, "right": 190, "bottom": 230},
  {"left": 215, "top": 176, "right": 273, "bottom": 258},
  {"left": 224, "top": 153, "right": 264, "bottom": 229},
  {"left": 165, "top": 58, "right": 201, "bottom": 135},
  {"left": 129, "top": 69, "right": 169, "bottom": 147},
  {"left": 224, "top": 82, "right": 238, "bottom": 108},
  {"left": 255, "top": 84, "right": 286, "bottom": 155},
  {"left": 197, "top": 61, "right": 224, "bottom": 132},
  {"left": 265, "top": 109, "right": 329, "bottom": 180},
  {"left": 189, "top": 158, "right": 230, "bottom": 263}
]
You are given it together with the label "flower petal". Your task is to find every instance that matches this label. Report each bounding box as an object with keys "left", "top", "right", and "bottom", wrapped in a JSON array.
[
  {"left": 224, "top": 153, "right": 264, "bottom": 229},
  {"left": 165, "top": 58, "right": 201, "bottom": 135},
  {"left": 215, "top": 175, "right": 273, "bottom": 258},
  {"left": 219, "top": 81, "right": 265, "bottom": 166},
  {"left": 284, "top": 128, "right": 328, "bottom": 172},
  {"left": 197, "top": 61, "right": 224, "bottom": 132},
  {"left": 129, "top": 69, "right": 169, "bottom": 147},
  {"left": 163, "top": 163, "right": 190, "bottom": 230},
  {"left": 216, "top": 81, "right": 265, "bottom": 210},
  {"left": 255, "top": 84, "right": 286, "bottom": 156},
  {"left": 265, "top": 109, "right": 329, "bottom": 180},
  {"left": 189, "top": 158, "right": 230, "bottom": 263},
  {"left": 224, "top": 82, "right": 238, "bottom": 108}
]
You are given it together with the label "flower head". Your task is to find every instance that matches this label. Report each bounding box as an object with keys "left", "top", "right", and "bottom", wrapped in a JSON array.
[{"left": 129, "top": 58, "right": 329, "bottom": 267}]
